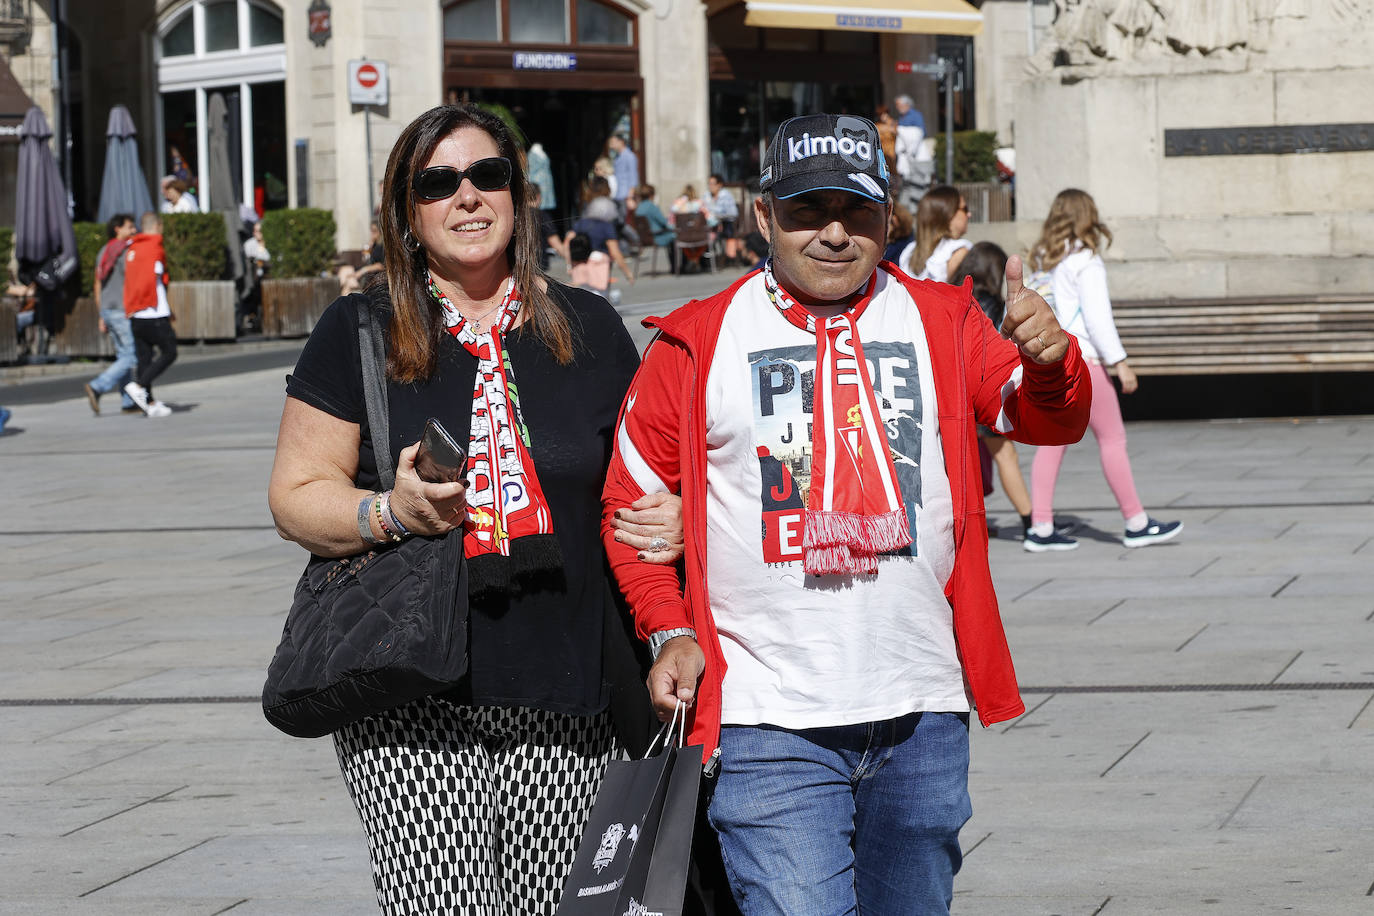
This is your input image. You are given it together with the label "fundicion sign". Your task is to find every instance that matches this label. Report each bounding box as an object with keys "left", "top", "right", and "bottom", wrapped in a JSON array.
[{"left": 347, "top": 59, "right": 389, "bottom": 106}]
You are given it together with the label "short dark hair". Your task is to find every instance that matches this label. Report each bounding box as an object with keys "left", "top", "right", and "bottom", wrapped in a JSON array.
[
  {"left": 638, "top": 184, "right": 656, "bottom": 200},
  {"left": 708, "top": 173, "right": 724, "bottom": 184},
  {"left": 107, "top": 213, "right": 135, "bottom": 238}
]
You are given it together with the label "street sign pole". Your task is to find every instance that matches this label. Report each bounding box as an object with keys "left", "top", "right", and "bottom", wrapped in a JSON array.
[
  {"left": 348, "top": 58, "right": 389, "bottom": 222},
  {"left": 365, "top": 105, "right": 374, "bottom": 218}
]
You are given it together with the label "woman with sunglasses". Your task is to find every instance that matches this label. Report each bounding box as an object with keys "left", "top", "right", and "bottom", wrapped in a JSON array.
[
  {"left": 268, "top": 105, "right": 682, "bottom": 914},
  {"left": 898, "top": 184, "right": 972, "bottom": 283}
]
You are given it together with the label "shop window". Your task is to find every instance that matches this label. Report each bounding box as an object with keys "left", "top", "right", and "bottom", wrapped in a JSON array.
[
  {"left": 156, "top": 1, "right": 288, "bottom": 213},
  {"left": 204, "top": 0, "right": 239, "bottom": 52},
  {"left": 509, "top": 0, "right": 568, "bottom": 44},
  {"left": 823, "top": 30, "right": 870, "bottom": 53},
  {"left": 445, "top": 0, "right": 502, "bottom": 42},
  {"left": 162, "top": 13, "right": 194, "bottom": 58},
  {"left": 576, "top": 0, "right": 632, "bottom": 45},
  {"left": 249, "top": 2, "right": 285, "bottom": 46}
]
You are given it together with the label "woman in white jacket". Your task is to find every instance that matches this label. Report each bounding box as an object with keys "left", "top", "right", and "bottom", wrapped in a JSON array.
[{"left": 1023, "top": 189, "right": 1181, "bottom": 551}]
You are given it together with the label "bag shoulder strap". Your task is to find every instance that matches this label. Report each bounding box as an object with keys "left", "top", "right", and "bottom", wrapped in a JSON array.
[{"left": 356, "top": 295, "right": 395, "bottom": 491}]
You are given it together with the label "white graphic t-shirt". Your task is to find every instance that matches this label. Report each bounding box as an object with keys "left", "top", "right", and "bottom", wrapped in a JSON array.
[{"left": 704, "top": 269, "right": 969, "bottom": 729}]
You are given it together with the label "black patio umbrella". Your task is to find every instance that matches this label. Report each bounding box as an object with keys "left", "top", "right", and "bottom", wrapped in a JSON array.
[
  {"left": 206, "top": 92, "right": 245, "bottom": 286},
  {"left": 14, "top": 106, "right": 78, "bottom": 355},
  {"left": 14, "top": 106, "right": 78, "bottom": 284},
  {"left": 96, "top": 104, "right": 154, "bottom": 224}
]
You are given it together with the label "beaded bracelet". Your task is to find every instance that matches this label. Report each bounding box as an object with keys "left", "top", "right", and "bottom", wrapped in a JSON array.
[
  {"left": 373, "top": 493, "right": 403, "bottom": 543},
  {"left": 380, "top": 490, "right": 412, "bottom": 538},
  {"left": 358, "top": 494, "right": 384, "bottom": 545}
]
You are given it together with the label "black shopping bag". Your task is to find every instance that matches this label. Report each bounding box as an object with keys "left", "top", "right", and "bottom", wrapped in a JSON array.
[{"left": 559, "top": 703, "right": 702, "bottom": 916}]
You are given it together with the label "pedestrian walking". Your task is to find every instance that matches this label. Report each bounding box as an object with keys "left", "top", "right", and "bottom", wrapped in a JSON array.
[
  {"left": 1024, "top": 188, "right": 1183, "bottom": 551},
  {"left": 899, "top": 184, "right": 971, "bottom": 282},
  {"left": 601, "top": 114, "right": 1091, "bottom": 915},
  {"left": 82, "top": 213, "right": 140, "bottom": 415},
  {"left": 122, "top": 211, "right": 175, "bottom": 417},
  {"left": 894, "top": 94, "right": 933, "bottom": 209},
  {"left": 266, "top": 103, "right": 682, "bottom": 915},
  {"left": 564, "top": 176, "right": 635, "bottom": 289},
  {"left": 608, "top": 132, "right": 638, "bottom": 219}
]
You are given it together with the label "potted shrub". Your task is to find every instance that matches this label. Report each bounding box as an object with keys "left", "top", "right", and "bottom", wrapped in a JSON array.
[
  {"left": 932, "top": 131, "right": 1014, "bottom": 222},
  {"left": 163, "top": 211, "right": 237, "bottom": 340},
  {"left": 258, "top": 208, "right": 338, "bottom": 338}
]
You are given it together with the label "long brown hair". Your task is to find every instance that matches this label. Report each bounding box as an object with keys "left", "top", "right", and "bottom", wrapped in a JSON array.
[
  {"left": 912, "top": 185, "right": 961, "bottom": 275},
  {"left": 377, "top": 104, "right": 571, "bottom": 382},
  {"left": 1029, "top": 187, "right": 1113, "bottom": 273}
]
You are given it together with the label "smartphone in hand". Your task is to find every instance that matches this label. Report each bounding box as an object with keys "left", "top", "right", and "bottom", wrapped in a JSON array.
[{"left": 414, "top": 417, "right": 468, "bottom": 483}]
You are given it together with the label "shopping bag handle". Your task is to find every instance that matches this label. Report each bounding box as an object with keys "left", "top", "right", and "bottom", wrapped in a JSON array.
[{"left": 643, "top": 698, "right": 687, "bottom": 758}]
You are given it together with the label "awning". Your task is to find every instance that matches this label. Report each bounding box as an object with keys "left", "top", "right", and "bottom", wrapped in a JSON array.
[{"left": 714, "top": 0, "right": 982, "bottom": 36}]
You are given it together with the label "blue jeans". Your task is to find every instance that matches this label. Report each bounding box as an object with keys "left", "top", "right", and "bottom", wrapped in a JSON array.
[
  {"left": 708, "top": 711, "right": 972, "bottom": 916},
  {"left": 89, "top": 307, "right": 137, "bottom": 408}
]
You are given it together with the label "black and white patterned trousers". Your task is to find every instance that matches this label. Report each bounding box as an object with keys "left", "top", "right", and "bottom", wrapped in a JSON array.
[{"left": 334, "top": 696, "right": 615, "bottom": 915}]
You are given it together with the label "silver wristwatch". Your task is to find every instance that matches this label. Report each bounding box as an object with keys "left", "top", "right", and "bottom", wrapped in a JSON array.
[{"left": 648, "top": 627, "right": 697, "bottom": 661}]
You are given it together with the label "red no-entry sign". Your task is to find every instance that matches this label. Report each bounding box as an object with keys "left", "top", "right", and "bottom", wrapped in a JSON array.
[{"left": 347, "top": 59, "right": 389, "bottom": 106}]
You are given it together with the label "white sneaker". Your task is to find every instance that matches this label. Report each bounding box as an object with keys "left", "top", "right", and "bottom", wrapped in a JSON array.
[
  {"left": 123, "top": 382, "right": 151, "bottom": 413},
  {"left": 146, "top": 401, "right": 172, "bottom": 418}
]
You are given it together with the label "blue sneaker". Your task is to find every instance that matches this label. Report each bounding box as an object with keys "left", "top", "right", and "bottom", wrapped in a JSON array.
[
  {"left": 1023, "top": 529, "right": 1079, "bottom": 552},
  {"left": 1123, "top": 518, "right": 1182, "bottom": 548},
  {"left": 0, "top": 406, "right": 10, "bottom": 432}
]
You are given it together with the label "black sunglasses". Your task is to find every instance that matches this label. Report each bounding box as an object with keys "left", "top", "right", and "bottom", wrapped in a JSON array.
[{"left": 413, "top": 157, "right": 513, "bottom": 200}]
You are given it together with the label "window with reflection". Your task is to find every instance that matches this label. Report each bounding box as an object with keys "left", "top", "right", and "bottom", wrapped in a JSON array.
[
  {"left": 577, "top": 0, "right": 632, "bottom": 45},
  {"left": 162, "top": 13, "right": 195, "bottom": 57},
  {"left": 204, "top": 0, "right": 240, "bottom": 52},
  {"left": 249, "top": 2, "right": 285, "bottom": 46},
  {"left": 445, "top": 0, "right": 502, "bottom": 41},
  {"left": 509, "top": 0, "right": 568, "bottom": 43}
]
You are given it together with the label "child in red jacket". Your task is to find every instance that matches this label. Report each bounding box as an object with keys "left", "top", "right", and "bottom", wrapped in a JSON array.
[{"left": 122, "top": 212, "right": 176, "bottom": 417}]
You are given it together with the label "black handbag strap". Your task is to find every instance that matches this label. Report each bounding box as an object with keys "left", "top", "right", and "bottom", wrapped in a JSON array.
[{"left": 356, "top": 297, "right": 395, "bottom": 491}]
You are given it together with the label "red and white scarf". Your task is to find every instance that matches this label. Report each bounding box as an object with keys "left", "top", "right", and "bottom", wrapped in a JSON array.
[
  {"left": 429, "top": 274, "right": 559, "bottom": 586},
  {"left": 762, "top": 261, "right": 911, "bottom": 576}
]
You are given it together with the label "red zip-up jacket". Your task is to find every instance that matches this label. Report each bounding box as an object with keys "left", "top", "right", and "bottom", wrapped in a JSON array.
[
  {"left": 601, "top": 264, "right": 1091, "bottom": 763},
  {"left": 123, "top": 233, "right": 169, "bottom": 317}
]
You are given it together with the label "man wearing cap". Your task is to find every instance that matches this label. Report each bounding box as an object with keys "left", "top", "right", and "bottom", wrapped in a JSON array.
[{"left": 601, "top": 114, "right": 1090, "bottom": 913}]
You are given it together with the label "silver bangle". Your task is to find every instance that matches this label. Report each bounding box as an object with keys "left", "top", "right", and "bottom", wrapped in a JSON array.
[
  {"left": 358, "top": 494, "right": 384, "bottom": 545},
  {"left": 648, "top": 627, "right": 697, "bottom": 661}
]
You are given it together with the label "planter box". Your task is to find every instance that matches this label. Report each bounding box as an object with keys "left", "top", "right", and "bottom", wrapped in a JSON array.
[
  {"left": 168, "top": 281, "right": 238, "bottom": 341},
  {"left": 49, "top": 296, "right": 110, "bottom": 358},
  {"left": 0, "top": 298, "right": 17, "bottom": 363},
  {"left": 261, "top": 277, "right": 338, "bottom": 339}
]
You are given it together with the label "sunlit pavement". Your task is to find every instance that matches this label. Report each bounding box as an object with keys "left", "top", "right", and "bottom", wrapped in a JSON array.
[{"left": 1, "top": 270, "right": 1371, "bottom": 912}]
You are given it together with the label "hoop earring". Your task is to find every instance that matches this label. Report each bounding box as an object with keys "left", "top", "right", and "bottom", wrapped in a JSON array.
[{"left": 403, "top": 228, "right": 422, "bottom": 253}]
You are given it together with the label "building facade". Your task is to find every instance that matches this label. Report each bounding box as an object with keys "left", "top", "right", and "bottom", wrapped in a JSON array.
[{"left": 3, "top": 0, "right": 979, "bottom": 250}]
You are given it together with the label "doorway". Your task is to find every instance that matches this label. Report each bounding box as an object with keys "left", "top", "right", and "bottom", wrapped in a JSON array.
[{"left": 453, "top": 87, "right": 635, "bottom": 229}]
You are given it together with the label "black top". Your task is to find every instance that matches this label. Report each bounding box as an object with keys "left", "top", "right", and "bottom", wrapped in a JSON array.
[{"left": 285, "top": 285, "right": 643, "bottom": 718}]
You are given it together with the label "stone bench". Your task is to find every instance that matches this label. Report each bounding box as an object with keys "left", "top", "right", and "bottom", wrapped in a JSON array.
[{"left": 1112, "top": 294, "right": 1374, "bottom": 375}]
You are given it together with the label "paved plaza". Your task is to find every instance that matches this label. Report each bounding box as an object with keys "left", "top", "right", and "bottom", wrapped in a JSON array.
[{"left": 1, "top": 273, "right": 1371, "bottom": 913}]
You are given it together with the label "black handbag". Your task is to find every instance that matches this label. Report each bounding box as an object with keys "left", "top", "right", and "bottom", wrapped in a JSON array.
[{"left": 261, "top": 300, "right": 470, "bottom": 738}]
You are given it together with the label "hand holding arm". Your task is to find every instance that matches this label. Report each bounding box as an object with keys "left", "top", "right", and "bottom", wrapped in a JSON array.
[{"left": 610, "top": 491, "right": 684, "bottom": 564}]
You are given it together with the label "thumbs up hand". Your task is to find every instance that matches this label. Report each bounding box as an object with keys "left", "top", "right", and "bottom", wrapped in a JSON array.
[{"left": 999, "top": 255, "right": 1069, "bottom": 365}]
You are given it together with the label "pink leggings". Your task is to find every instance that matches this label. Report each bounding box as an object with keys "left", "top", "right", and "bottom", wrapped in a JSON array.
[{"left": 1031, "top": 361, "right": 1143, "bottom": 525}]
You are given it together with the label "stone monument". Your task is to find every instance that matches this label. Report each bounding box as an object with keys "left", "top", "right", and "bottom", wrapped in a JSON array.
[{"left": 1002, "top": 0, "right": 1374, "bottom": 299}]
